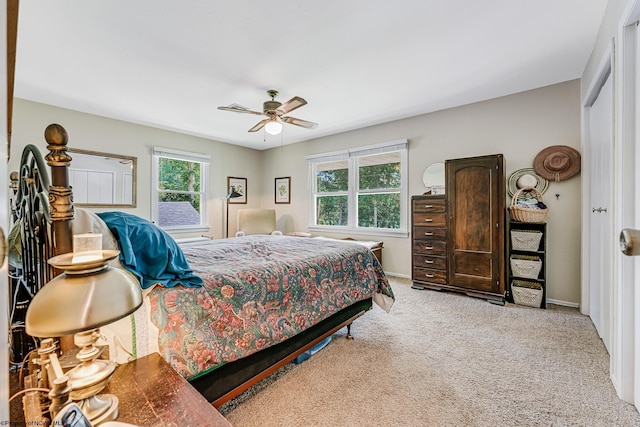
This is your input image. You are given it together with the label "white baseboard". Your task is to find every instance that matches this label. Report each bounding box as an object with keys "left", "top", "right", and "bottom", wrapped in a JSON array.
[
  {"left": 385, "top": 272, "right": 581, "bottom": 309},
  {"left": 383, "top": 271, "right": 411, "bottom": 280},
  {"left": 546, "top": 298, "right": 580, "bottom": 308}
]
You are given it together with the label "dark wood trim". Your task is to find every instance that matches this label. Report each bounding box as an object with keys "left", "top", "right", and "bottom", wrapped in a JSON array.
[{"left": 7, "top": 0, "right": 19, "bottom": 156}]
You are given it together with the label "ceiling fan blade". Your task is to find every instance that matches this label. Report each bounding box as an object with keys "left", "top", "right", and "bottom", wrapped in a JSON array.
[
  {"left": 248, "top": 119, "right": 269, "bottom": 132},
  {"left": 275, "top": 97, "right": 307, "bottom": 115},
  {"left": 218, "top": 103, "right": 264, "bottom": 115},
  {"left": 282, "top": 116, "right": 318, "bottom": 129}
]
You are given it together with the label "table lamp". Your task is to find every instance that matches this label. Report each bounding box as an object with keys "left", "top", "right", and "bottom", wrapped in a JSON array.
[
  {"left": 25, "top": 245, "right": 142, "bottom": 425},
  {"left": 225, "top": 187, "right": 243, "bottom": 238}
]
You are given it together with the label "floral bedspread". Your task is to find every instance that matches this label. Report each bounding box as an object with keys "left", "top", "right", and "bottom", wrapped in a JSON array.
[{"left": 146, "top": 235, "right": 394, "bottom": 379}]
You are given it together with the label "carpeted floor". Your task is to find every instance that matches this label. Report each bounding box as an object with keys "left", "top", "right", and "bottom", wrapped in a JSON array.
[{"left": 220, "top": 277, "right": 640, "bottom": 426}]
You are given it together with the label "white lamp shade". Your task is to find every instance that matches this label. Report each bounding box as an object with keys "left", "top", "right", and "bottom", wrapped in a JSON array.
[{"left": 264, "top": 121, "right": 283, "bottom": 135}]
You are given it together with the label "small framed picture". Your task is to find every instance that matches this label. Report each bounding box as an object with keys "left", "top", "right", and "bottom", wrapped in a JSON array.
[
  {"left": 275, "top": 177, "right": 291, "bottom": 204},
  {"left": 227, "top": 177, "right": 247, "bottom": 204}
]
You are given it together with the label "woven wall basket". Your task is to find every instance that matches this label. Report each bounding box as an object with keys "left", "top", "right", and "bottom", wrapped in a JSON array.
[{"left": 509, "top": 188, "right": 548, "bottom": 223}]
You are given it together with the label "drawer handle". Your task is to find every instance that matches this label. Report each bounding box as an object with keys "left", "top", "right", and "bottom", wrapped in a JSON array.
[
  {"left": 424, "top": 232, "right": 434, "bottom": 236},
  {"left": 425, "top": 260, "right": 434, "bottom": 264},
  {"left": 424, "top": 205, "right": 433, "bottom": 208},
  {"left": 425, "top": 274, "right": 435, "bottom": 278},
  {"left": 425, "top": 246, "right": 434, "bottom": 250},
  {"left": 425, "top": 219, "right": 433, "bottom": 222}
]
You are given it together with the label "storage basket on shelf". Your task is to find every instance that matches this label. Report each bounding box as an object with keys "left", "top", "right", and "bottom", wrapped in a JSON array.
[
  {"left": 509, "top": 187, "right": 548, "bottom": 223},
  {"left": 510, "top": 254, "right": 542, "bottom": 279},
  {"left": 511, "top": 229, "right": 543, "bottom": 251},
  {"left": 511, "top": 279, "right": 543, "bottom": 308}
]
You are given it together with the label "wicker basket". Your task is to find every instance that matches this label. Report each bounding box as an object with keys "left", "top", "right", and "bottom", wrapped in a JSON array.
[
  {"left": 510, "top": 254, "right": 542, "bottom": 279},
  {"left": 511, "top": 229, "right": 542, "bottom": 251},
  {"left": 509, "top": 188, "right": 548, "bottom": 223},
  {"left": 511, "top": 279, "right": 543, "bottom": 308}
]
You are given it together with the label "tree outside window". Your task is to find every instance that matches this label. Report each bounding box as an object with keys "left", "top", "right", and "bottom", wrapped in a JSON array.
[
  {"left": 357, "top": 153, "right": 401, "bottom": 229},
  {"left": 310, "top": 142, "right": 407, "bottom": 234},
  {"left": 316, "top": 160, "right": 348, "bottom": 226},
  {"left": 152, "top": 148, "right": 209, "bottom": 231}
]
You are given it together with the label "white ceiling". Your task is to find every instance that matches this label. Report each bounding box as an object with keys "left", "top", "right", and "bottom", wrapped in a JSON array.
[{"left": 15, "top": 1, "right": 608, "bottom": 150}]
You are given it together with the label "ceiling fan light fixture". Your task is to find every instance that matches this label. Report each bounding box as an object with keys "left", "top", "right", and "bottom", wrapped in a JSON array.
[
  {"left": 265, "top": 120, "right": 283, "bottom": 135},
  {"left": 218, "top": 90, "right": 318, "bottom": 135}
]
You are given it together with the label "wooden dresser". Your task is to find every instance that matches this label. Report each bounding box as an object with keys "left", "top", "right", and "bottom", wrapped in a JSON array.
[
  {"left": 411, "top": 195, "right": 448, "bottom": 289},
  {"left": 411, "top": 154, "right": 506, "bottom": 305}
]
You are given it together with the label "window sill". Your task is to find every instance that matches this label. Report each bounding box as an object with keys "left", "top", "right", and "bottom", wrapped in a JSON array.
[
  {"left": 307, "top": 226, "right": 408, "bottom": 239},
  {"left": 161, "top": 225, "right": 210, "bottom": 234}
]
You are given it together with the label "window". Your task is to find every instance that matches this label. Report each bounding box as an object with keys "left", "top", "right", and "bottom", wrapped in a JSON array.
[
  {"left": 152, "top": 147, "right": 210, "bottom": 232},
  {"left": 307, "top": 139, "right": 408, "bottom": 236}
]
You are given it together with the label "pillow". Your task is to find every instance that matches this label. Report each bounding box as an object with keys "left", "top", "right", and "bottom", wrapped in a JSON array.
[
  {"left": 72, "top": 208, "right": 118, "bottom": 250},
  {"left": 8, "top": 208, "right": 117, "bottom": 269},
  {"left": 96, "top": 211, "right": 203, "bottom": 289}
]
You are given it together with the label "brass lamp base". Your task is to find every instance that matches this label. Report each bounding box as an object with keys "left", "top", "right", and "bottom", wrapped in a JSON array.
[
  {"left": 77, "top": 394, "right": 119, "bottom": 425},
  {"left": 65, "top": 329, "right": 120, "bottom": 425}
]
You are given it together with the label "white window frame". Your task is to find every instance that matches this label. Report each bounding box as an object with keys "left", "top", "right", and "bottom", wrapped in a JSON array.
[
  {"left": 306, "top": 139, "right": 408, "bottom": 237},
  {"left": 152, "top": 147, "right": 210, "bottom": 233}
]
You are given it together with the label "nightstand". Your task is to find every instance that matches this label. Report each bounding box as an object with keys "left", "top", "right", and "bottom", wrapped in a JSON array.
[
  {"left": 106, "top": 352, "right": 231, "bottom": 426},
  {"left": 10, "top": 352, "right": 231, "bottom": 426}
]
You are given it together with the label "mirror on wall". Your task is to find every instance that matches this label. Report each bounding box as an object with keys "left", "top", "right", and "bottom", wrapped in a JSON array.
[
  {"left": 422, "top": 162, "right": 445, "bottom": 194},
  {"left": 68, "top": 149, "right": 137, "bottom": 207}
]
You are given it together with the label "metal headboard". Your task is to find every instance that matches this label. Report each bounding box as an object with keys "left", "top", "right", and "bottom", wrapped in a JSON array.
[
  {"left": 10, "top": 144, "right": 54, "bottom": 295},
  {"left": 9, "top": 124, "right": 75, "bottom": 365}
]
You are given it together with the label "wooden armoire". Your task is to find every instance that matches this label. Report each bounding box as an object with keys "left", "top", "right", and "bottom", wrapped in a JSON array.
[{"left": 411, "top": 154, "right": 505, "bottom": 304}]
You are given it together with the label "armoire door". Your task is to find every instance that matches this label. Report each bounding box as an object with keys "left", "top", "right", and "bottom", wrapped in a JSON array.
[{"left": 446, "top": 154, "right": 505, "bottom": 301}]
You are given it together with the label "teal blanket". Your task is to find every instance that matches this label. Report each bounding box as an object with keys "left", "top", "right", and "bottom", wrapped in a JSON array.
[{"left": 97, "top": 212, "right": 203, "bottom": 289}]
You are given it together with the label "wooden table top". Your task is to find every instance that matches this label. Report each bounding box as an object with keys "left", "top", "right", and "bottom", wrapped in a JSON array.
[
  {"left": 10, "top": 352, "right": 232, "bottom": 427},
  {"left": 107, "top": 352, "right": 232, "bottom": 426}
]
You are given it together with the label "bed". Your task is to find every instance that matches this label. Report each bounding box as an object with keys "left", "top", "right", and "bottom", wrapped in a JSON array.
[{"left": 10, "top": 124, "right": 394, "bottom": 407}]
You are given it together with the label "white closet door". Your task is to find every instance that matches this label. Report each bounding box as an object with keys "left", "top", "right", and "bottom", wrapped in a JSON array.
[
  {"left": 87, "top": 171, "right": 114, "bottom": 204},
  {"left": 588, "top": 72, "right": 614, "bottom": 352},
  {"left": 70, "top": 169, "right": 115, "bottom": 204}
]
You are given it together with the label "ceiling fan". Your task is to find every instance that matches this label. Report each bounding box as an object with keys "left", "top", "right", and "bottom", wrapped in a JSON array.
[{"left": 218, "top": 90, "right": 318, "bottom": 135}]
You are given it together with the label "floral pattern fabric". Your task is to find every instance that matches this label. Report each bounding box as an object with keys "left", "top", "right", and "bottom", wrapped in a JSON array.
[{"left": 146, "top": 235, "right": 393, "bottom": 379}]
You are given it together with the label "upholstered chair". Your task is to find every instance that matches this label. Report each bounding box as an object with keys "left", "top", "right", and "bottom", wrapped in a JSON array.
[{"left": 235, "top": 208, "right": 283, "bottom": 237}]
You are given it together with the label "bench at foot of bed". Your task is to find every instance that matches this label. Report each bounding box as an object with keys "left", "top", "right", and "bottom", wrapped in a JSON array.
[{"left": 342, "top": 237, "right": 383, "bottom": 265}]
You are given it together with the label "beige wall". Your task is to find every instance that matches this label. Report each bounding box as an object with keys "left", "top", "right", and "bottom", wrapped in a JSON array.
[
  {"left": 9, "top": 99, "right": 263, "bottom": 239},
  {"left": 262, "top": 80, "right": 582, "bottom": 305},
  {"left": 10, "top": 80, "right": 582, "bottom": 305}
]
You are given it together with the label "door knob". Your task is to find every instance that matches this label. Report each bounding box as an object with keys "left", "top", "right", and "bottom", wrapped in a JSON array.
[{"left": 620, "top": 228, "right": 640, "bottom": 256}]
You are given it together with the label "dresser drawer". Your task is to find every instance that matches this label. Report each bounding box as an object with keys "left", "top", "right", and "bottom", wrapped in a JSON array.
[
  {"left": 413, "top": 213, "right": 446, "bottom": 227},
  {"left": 413, "top": 268, "right": 447, "bottom": 285},
  {"left": 413, "top": 239, "right": 447, "bottom": 256},
  {"left": 413, "top": 226, "right": 447, "bottom": 240},
  {"left": 412, "top": 198, "right": 446, "bottom": 214},
  {"left": 413, "top": 254, "right": 447, "bottom": 270}
]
